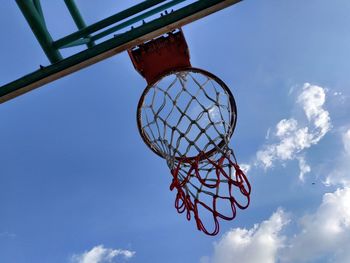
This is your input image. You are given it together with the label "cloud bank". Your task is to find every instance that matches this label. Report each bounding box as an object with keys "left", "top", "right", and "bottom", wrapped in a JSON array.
[
  {"left": 324, "top": 128, "right": 350, "bottom": 187},
  {"left": 256, "top": 83, "right": 331, "bottom": 181},
  {"left": 205, "top": 187, "right": 350, "bottom": 263},
  {"left": 204, "top": 126, "right": 350, "bottom": 263},
  {"left": 209, "top": 209, "right": 288, "bottom": 263},
  {"left": 281, "top": 187, "right": 350, "bottom": 263},
  {"left": 71, "top": 245, "right": 135, "bottom": 263}
]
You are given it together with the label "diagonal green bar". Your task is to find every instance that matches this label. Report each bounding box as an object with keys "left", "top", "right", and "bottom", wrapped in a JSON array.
[
  {"left": 54, "top": 0, "right": 168, "bottom": 49},
  {"left": 16, "top": 0, "right": 62, "bottom": 63},
  {"left": 1, "top": 0, "right": 241, "bottom": 104},
  {"left": 33, "top": 0, "right": 45, "bottom": 25},
  {"left": 64, "top": 0, "right": 95, "bottom": 48},
  {"left": 61, "top": 38, "right": 92, "bottom": 49},
  {"left": 90, "top": 0, "right": 187, "bottom": 43}
]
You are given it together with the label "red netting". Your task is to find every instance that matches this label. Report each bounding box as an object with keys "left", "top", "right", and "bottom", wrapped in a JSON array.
[{"left": 169, "top": 150, "right": 251, "bottom": 236}]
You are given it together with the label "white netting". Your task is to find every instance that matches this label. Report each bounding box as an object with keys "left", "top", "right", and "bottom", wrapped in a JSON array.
[{"left": 138, "top": 68, "right": 236, "bottom": 160}]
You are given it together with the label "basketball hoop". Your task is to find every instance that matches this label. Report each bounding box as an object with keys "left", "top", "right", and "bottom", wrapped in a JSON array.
[{"left": 129, "top": 29, "right": 251, "bottom": 236}]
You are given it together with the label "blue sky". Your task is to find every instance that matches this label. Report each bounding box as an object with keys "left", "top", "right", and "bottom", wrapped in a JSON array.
[{"left": 1, "top": 1, "right": 350, "bottom": 263}]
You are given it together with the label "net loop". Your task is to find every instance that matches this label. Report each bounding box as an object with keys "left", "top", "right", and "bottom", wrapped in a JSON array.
[{"left": 169, "top": 149, "right": 251, "bottom": 236}]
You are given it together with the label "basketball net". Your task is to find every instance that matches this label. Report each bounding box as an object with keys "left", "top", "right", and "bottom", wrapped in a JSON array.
[{"left": 129, "top": 29, "right": 251, "bottom": 236}]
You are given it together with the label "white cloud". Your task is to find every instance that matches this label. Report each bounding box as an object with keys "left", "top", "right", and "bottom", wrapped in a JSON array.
[
  {"left": 265, "top": 128, "right": 271, "bottom": 139},
  {"left": 275, "top": 119, "right": 298, "bottom": 138},
  {"left": 256, "top": 83, "right": 331, "bottom": 181},
  {"left": 324, "top": 169, "right": 350, "bottom": 188},
  {"left": 324, "top": 129, "right": 350, "bottom": 187},
  {"left": 343, "top": 129, "right": 350, "bottom": 154},
  {"left": 202, "top": 83, "right": 348, "bottom": 263},
  {"left": 297, "top": 156, "right": 311, "bottom": 182},
  {"left": 71, "top": 245, "right": 135, "bottom": 263},
  {"left": 239, "top": 163, "right": 251, "bottom": 174},
  {"left": 209, "top": 209, "right": 288, "bottom": 263},
  {"left": 281, "top": 187, "right": 350, "bottom": 263},
  {"left": 204, "top": 188, "right": 350, "bottom": 263},
  {"left": 297, "top": 83, "right": 331, "bottom": 142}
]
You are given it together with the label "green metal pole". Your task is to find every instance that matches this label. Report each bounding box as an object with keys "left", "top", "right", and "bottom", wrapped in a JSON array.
[
  {"left": 16, "top": 0, "right": 62, "bottom": 63},
  {"left": 64, "top": 0, "right": 95, "bottom": 48},
  {"left": 90, "top": 0, "right": 187, "bottom": 42},
  {"left": 54, "top": 0, "right": 168, "bottom": 49},
  {"left": 33, "top": 0, "right": 45, "bottom": 25}
]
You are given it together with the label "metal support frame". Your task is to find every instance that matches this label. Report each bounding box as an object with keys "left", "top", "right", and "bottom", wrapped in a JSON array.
[
  {"left": 63, "top": 0, "right": 95, "bottom": 48},
  {"left": 54, "top": 0, "right": 169, "bottom": 49},
  {"left": 1, "top": 0, "right": 242, "bottom": 104},
  {"left": 16, "top": 0, "right": 63, "bottom": 63}
]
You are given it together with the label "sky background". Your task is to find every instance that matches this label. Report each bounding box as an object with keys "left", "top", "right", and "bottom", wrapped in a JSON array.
[{"left": 1, "top": 1, "right": 350, "bottom": 263}]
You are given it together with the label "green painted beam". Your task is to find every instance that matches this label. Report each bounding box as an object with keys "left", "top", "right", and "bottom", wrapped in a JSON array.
[
  {"left": 53, "top": 0, "right": 169, "bottom": 49},
  {"left": 90, "top": 0, "right": 187, "bottom": 43},
  {"left": 33, "top": 0, "right": 45, "bottom": 24},
  {"left": 16, "top": 0, "right": 62, "bottom": 63},
  {"left": 64, "top": 0, "right": 95, "bottom": 48},
  {"left": 61, "top": 38, "right": 92, "bottom": 49},
  {"left": 0, "top": 0, "right": 242, "bottom": 104}
]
